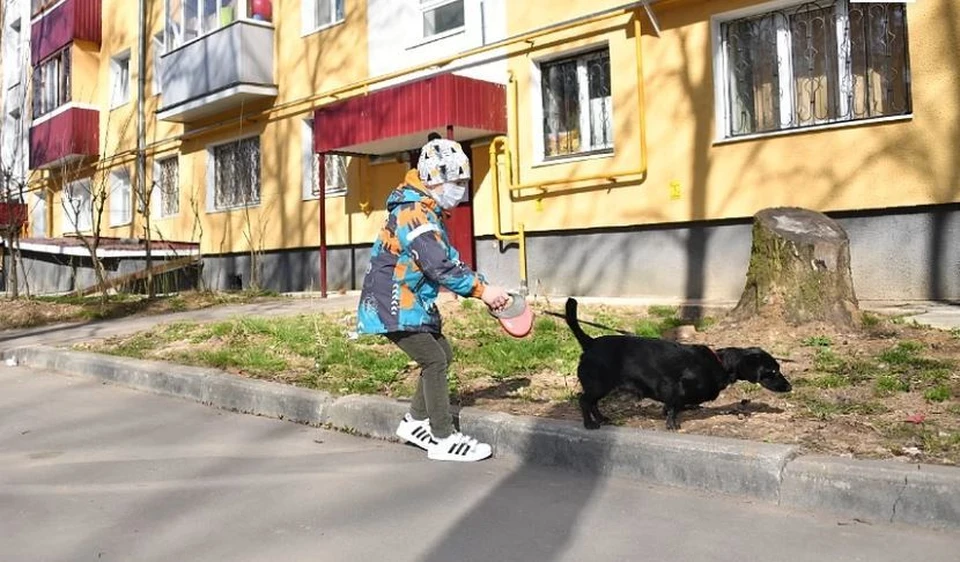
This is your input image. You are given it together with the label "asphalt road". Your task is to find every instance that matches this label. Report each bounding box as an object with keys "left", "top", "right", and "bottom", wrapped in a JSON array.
[{"left": 2, "top": 365, "right": 958, "bottom": 562}]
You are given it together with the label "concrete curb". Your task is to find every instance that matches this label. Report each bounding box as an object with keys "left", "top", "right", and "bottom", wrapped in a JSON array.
[{"left": 4, "top": 344, "right": 958, "bottom": 531}]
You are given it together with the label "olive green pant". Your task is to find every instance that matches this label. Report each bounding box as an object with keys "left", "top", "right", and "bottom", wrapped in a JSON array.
[{"left": 386, "top": 331, "right": 455, "bottom": 439}]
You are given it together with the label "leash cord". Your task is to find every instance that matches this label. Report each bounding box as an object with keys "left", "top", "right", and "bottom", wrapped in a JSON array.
[{"left": 541, "top": 310, "right": 636, "bottom": 337}]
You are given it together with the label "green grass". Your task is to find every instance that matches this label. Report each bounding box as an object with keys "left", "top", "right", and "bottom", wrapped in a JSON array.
[
  {"left": 796, "top": 394, "right": 889, "bottom": 420},
  {"left": 648, "top": 305, "right": 678, "bottom": 318},
  {"left": 861, "top": 312, "right": 882, "bottom": 328},
  {"left": 802, "top": 335, "right": 833, "bottom": 348},
  {"left": 875, "top": 374, "right": 911, "bottom": 395},
  {"left": 924, "top": 385, "right": 952, "bottom": 403}
]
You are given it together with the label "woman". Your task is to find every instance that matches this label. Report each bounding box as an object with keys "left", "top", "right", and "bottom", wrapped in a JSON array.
[{"left": 357, "top": 137, "right": 510, "bottom": 462}]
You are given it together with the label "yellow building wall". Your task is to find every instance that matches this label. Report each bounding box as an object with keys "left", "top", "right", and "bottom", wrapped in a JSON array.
[
  {"left": 494, "top": 0, "right": 959, "bottom": 236},
  {"left": 42, "top": 0, "right": 958, "bottom": 256},
  {"left": 46, "top": 0, "right": 372, "bottom": 254}
]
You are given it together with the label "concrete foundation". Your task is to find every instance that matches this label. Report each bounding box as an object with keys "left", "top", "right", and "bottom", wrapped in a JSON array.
[{"left": 6, "top": 204, "right": 959, "bottom": 301}]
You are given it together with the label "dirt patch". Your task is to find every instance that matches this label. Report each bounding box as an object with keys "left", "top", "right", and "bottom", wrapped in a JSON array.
[
  {"left": 0, "top": 291, "right": 281, "bottom": 330},
  {"left": 448, "top": 303, "right": 960, "bottom": 466}
]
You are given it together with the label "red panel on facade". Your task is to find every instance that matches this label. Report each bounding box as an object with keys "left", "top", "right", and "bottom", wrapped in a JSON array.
[
  {"left": 29, "top": 106, "right": 100, "bottom": 169},
  {"left": 0, "top": 202, "right": 28, "bottom": 229},
  {"left": 313, "top": 74, "right": 506, "bottom": 154},
  {"left": 31, "top": 0, "right": 102, "bottom": 65}
]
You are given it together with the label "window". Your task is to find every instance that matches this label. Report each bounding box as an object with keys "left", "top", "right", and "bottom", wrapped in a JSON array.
[
  {"left": 165, "top": 0, "right": 255, "bottom": 51},
  {"left": 62, "top": 179, "right": 92, "bottom": 233},
  {"left": 421, "top": 0, "right": 464, "bottom": 39},
  {"left": 110, "top": 51, "right": 131, "bottom": 108},
  {"left": 31, "top": 0, "right": 55, "bottom": 16},
  {"left": 109, "top": 169, "right": 132, "bottom": 226},
  {"left": 152, "top": 32, "right": 165, "bottom": 95},
  {"left": 717, "top": 0, "right": 911, "bottom": 139},
  {"left": 303, "top": 0, "right": 344, "bottom": 34},
  {"left": 153, "top": 156, "right": 180, "bottom": 217},
  {"left": 302, "top": 119, "right": 349, "bottom": 199},
  {"left": 30, "top": 191, "right": 46, "bottom": 238},
  {"left": 210, "top": 136, "right": 260, "bottom": 210},
  {"left": 31, "top": 49, "right": 71, "bottom": 119},
  {"left": 539, "top": 48, "right": 612, "bottom": 159},
  {"left": 5, "top": 18, "right": 22, "bottom": 86}
]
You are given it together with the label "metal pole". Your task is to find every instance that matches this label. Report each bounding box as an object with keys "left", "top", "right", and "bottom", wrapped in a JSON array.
[
  {"left": 318, "top": 149, "right": 327, "bottom": 298},
  {"left": 138, "top": 0, "right": 150, "bottom": 296}
]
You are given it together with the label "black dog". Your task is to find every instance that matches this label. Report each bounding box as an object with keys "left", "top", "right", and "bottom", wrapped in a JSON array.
[{"left": 565, "top": 298, "right": 792, "bottom": 430}]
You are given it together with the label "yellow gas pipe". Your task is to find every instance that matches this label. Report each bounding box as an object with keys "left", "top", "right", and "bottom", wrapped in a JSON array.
[
  {"left": 489, "top": 136, "right": 528, "bottom": 295},
  {"left": 489, "top": 14, "right": 649, "bottom": 295}
]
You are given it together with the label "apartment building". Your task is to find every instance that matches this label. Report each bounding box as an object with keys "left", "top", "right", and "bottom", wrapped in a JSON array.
[{"left": 4, "top": 0, "right": 960, "bottom": 301}]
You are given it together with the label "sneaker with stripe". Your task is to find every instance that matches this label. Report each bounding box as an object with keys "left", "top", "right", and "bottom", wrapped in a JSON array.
[
  {"left": 427, "top": 432, "right": 492, "bottom": 462},
  {"left": 395, "top": 414, "right": 437, "bottom": 451}
]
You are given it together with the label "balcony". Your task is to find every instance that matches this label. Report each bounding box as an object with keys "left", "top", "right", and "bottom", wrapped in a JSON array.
[
  {"left": 157, "top": 20, "right": 277, "bottom": 123},
  {"left": 0, "top": 201, "right": 28, "bottom": 230},
  {"left": 29, "top": 105, "right": 99, "bottom": 170},
  {"left": 30, "top": 0, "right": 101, "bottom": 65}
]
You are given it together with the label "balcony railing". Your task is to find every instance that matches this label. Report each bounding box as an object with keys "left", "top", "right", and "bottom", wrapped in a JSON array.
[
  {"left": 157, "top": 20, "right": 277, "bottom": 122},
  {"left": 29, "top": 104, "right": 99, "bottom": 170},
  {"left": 30, "top": 0, "right": 101, "bottom": 65}
]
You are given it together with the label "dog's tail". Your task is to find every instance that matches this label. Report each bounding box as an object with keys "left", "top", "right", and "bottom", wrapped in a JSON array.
[{"left": 565, "top": 297, "right": 594, "bottom": 351}]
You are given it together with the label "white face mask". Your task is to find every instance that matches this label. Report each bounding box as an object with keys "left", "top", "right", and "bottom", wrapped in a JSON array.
[{"left": 432, "top": 182, "right": 466, "bottom": 210}]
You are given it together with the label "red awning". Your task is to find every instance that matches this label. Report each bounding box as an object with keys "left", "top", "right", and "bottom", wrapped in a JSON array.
[{"left": 314, "top": 74, "right": 506, "bottom": 156}]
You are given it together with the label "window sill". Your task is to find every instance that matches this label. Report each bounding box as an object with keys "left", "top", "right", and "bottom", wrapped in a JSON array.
[
  {"left": 301, "top": 18, "right": 346, "bottom": 38},
  {"left": 714, "top": 114, "right": 914, "bottom": 146},
  {"left": 110, "top": 100, "right": 130, "bottom": 111},
  {"left": 407, "top": 26, "right": 466, "bottom": 50},
  {"left": 207, "top": 203, "right": 261, "bottom": 214},
  {"left": 532, "top": 148, "right": 614, "bottom": 168},
  {"left": 31, "top": 102, "right": 99, "bottom": 126},
  {"left": 303, "top": 191, "right": 347, "bottom": 201},
  {"left": 109, "top": 220, "right": 132, "bottom": 229}
]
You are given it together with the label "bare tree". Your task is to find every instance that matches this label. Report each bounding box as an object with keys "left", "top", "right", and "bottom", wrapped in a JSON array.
[
  {"left": 0, "top": 0, "right": 34, "bottom": 299},
  {"left": 57, "top": 110, "right": 137, "bottom": 305},
  {"left": 186, "top": 181, "right": 207, "bottom": 291}
]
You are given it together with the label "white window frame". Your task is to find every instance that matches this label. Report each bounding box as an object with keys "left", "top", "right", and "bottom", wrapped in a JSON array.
[
  {"left": 30, "top": 191, "right": 47, "bottom": 238},
  {"left": 153, "top": 155, "right": 180, "bottom": 218},
  {"left": 109, "top": 168, "right": 132, "bottom": 227},
  {"left": 62, "top": 179, "right": 92, "bottom": 233},
  {"left": 420, "top": 0, "right": 465, "bottom": 41},
  {"left": 206, "top": 135, "right": 262, "bottom": 212},
  {"left": 532, "top": 45, "right": 614, "bottom": 163},
  {"left": 109, "top": 50, "right": 131, "bottom": 109},
  {"left": 301, "top": 119, "right": 349, "bottom": 200},
  {"left": 152, "top": 32, "right": 165, "bottom": 95},
  {"left": 302, "top": 0, "right": 345, "bottom": 35},
  {"left": 712, "top": 0, "right": 913, "bottom": 142},
  {"left": 32, "top": 48, "right": 70, "bottom": 119},
  {"left": 165, "top": 0, "right": 269, "bottom": 52}
]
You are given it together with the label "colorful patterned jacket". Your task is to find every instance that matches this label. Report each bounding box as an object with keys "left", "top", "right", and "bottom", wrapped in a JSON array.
[{"left": 356, "top": 170, "right": 486, "bottom": 334}]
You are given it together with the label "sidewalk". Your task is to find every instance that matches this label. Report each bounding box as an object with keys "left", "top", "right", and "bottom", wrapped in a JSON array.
[{"left": 1, "top": 294, "right": 958, "bottom": 531}]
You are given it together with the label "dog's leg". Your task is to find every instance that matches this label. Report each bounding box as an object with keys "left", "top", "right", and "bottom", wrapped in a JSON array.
[
  {"left": 590, "top": 402, "right": 611, "bottom": 425},
  {"left": 579, "top": 393, "right": 602, "bottom": 430},
  {"left": 663, "top": 404, "right": 681, "bottom": 431}
]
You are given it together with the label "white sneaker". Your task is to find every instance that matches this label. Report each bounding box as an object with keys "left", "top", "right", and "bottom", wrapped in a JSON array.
[
  {"left": 395, "top": 414, "right": 437, "bottom": 451},
  {"left": 427, "top": 432, "right": 492, "bottom": 462}
]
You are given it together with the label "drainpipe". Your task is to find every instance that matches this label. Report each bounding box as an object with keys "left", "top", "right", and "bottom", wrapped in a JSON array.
[
  {"left": 318, "top": 151, "right": 327, "bottom": 297},
  {"left": 137, "top": 0, "right": 151, "bottom": 296}
]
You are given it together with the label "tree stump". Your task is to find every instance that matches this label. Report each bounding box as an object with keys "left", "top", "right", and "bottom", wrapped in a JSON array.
[{"left": 730, "top": 207, "right": 861, "bottom": 328}]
